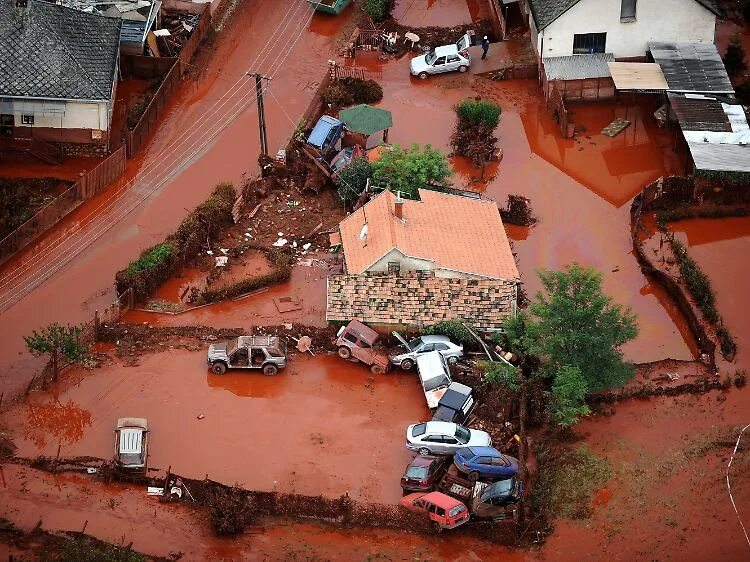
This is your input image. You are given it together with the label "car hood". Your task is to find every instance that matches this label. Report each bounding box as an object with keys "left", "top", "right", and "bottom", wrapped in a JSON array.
[
  {"left": 208, "top": 342, "right": 228, "bottom": 359},
  {"left": 410, "top": 55, "right": 429, "bottom": 73},
  {"left": 467, "top": 429, "right": 492, "bottom": 448}
]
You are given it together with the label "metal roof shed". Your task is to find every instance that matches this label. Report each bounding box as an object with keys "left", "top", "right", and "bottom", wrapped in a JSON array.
[
  {"left": 648, "top": 42, "right": 734, "bottom": 94},
  {"left": 543, "top": 53, "right": 614, "bottom": 81},
  {"left": 340, "top": 104, "right": 393, "bottom": 136}
]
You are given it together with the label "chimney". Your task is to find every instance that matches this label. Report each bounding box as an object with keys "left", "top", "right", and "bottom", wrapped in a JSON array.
[{"left": 394, "top": 191, "right": 404, "bottom": 221}]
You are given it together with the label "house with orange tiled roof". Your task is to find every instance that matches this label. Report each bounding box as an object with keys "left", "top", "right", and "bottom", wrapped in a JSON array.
[{"left": 326, "top": 189, "right": 521, "bottom": 331}]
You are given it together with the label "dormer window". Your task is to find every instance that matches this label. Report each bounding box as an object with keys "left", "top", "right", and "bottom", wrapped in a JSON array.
[{"left": 621, "top": 0, "right": 637, "bottom": 22}]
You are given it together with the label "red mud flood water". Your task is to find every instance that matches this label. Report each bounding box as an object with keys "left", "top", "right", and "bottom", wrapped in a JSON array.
[
  {"left": 2, "top": 352, "right": 429, "bottom": 504},
  {"left": 0, "top": 0, "right": 349, "bottom": 398}
]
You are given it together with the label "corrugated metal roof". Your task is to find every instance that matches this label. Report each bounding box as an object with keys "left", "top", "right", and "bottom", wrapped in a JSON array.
[
  {"left": 649, "top": 42, "right": 734, "bottom": 94},
  {"left": 543, "top": 53, "right": 614, "bottom": 81},
  {"left": 669, "top": 93, "right": 732, "bottom": 132},
  {"left": 687, "top": 142, "right": 750, "bottom": 173}
]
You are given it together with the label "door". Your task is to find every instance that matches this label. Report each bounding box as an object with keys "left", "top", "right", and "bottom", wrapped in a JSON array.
[
  {"left": 0, "top": 114, "right": 13, "bottom": 137},
  {"left": 250, "top": 347, "right": 266, "bottom": 368},
  {"left": 445, "top": 54, "right": 462, "bottom": 72},
  {"left": 456, "top": 33, "right": 471, "bottom": 53},
  {"left": 423, "top": 435, "right": 446, "bottom": 454},
  {"left": 442, "top": 435, "right": 460, "bottom": 453},
  {"left": 432, "top": 56, "right": 448, "bottom": 74},
  {"left": 230, "top": 348, "right": 249, "bottom": 368}
]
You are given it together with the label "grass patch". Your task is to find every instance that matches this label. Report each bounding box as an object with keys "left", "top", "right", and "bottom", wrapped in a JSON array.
[
  {"left": 39, "top": 535, "right": 146, "bottom": 562},
  {"left": 533, "top": 445, "right": 612, "bottom": 519}
]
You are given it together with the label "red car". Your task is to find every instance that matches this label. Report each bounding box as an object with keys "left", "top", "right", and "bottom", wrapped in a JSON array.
[
  {"left": 400, "top": 455, "right": 449, "bottom": 492},
  {"left": 399, "top": 491, "right": 470, "bottom": 531}
]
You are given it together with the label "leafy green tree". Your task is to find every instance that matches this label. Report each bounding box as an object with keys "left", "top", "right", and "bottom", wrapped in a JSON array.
[
  {"left": 24, "top": 323, "right": 89, "bottom": 380},
  {"left": 336, "top": 157, "right": 373, "bottom": 205},
  {"left": 724, "top": 35, "right": 748, "bottom": 77},
  {"left": 521, "top": 263, "right": 638, "bottom": 392},
  {"left": 371, "top": 143, "right": 452, "bottom": 198},
  {"left": 363, "top": 0, "right": 392, "bottom": 22},
  {"left": 549, "top": 365, "right": 590, "bottom": 427}
]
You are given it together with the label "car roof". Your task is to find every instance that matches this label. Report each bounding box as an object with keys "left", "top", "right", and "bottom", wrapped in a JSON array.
[
  {"left": 344, "top": 319, "right": 380, "bottom": 345},
  {"left": 466, "top": 446, "right": 500, "bottom": 457},
  {"left": 424, "top": 421, "right": 457, "bottom": 434},
  {"left": 416, "top": 351, "right": 448, "bottom": 378},
  {"left": 439, "top": 383, "right": 473, "bottom": 409},
  {"left": 307, "top": 115, "right": 342, "bottom": 148},
  {"left": 410, "top": 455, "right": 440, "bottom": 468},
  {"left": 422, "top": 491, "right": 464, "bottom": 508},
  {"left": 419, "top": 335, "right": 451, "bottom": 344}
]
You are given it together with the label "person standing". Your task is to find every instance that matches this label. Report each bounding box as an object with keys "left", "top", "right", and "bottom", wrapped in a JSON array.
[{"left": 481, "top": 36, "right": 490, "bottom": 60}]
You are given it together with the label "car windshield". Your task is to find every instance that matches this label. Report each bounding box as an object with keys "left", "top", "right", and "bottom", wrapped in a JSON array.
[
  {"left": 408, "top": 337, "right": 422, "bottom": 350},
  {"left": 226, "top": 339, "right": 238, "bottom": 354},
  {"left": 454, "top": 425, "right": 471, "bottom": 444},
  {"left": 412, "top": 423, "right": 427, "bottom": 437},
  {"left": 481, "top": 479, "right": 513, "bottom": 502},
  {"left": 425, "top": 50, "right": 437, "bottom": 65},
  {"left": 405, "top": 466, "right": 428, "bottom": 479},
  {"left": 449, "top": 505, "right": 466, "bottom": 517},
  {"left": 118, "top": 453, "right": 143, "bottom": 466}
]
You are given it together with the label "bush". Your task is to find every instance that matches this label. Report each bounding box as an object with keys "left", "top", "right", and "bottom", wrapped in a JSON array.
[
  {"left": 424, "top": 320, "right": 475, "bottom": 348},
  {"left": 718, "top": 326, "right": 737, "bottom": 359},
  {"left": 40, "top": 535, "right": 146, "bottom": 562},
  {"left": 671, "top": 239, "right": 719, "bottom": 323},
  {"left": 321, "top": 78, "right": 384, "bottom": 108},
  {"left": 336, "top": 156, "right": 373, "bottom": 205},
  {"left": 207, "top": 484, "right": 255, "bottom": 536},
  {"left": 371, "top": 143, "right": 451, "bottom": 198},
  {"left": 363, "top": 0, "right": 392, "bottom": 21},
  {"left": 321, "top": 82, "right": 352, "bottom": 107},
  {"left": 115, "top": 182, "right": 236, "bottom": 302},
  {"left": 456, "top": 99, "right": 502, "bottom": 129},
  {"left": 195, "top": 251, "right": 293, "bottom": 304}
]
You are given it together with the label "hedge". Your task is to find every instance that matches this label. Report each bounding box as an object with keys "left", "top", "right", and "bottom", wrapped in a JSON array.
[{"left": 115, "top": 182, "right": 236, "bottom": 302}]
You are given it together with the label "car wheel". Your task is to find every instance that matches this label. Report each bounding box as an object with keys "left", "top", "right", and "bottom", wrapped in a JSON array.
[
  {"left": 418, "top": 447, "right": 431, "bottom": 456},
  {"left": 262, "top": 364, "right": 278, "bottom": 376},
  {"left": 468, "top": 471, "right": 479, "bottom": 482},
  {"left": 447, "top": 356, "right": 458, "bottom": 365},
  {"left": 401, "top": 359, "right": 414, "bottom": 371},
  {"left": 458, "top": 65, "right": 468, "bottom": 73},
  {"left": 211, "top": 362, "right": 227, "bottom": 375},
  {"left": 418, "top": 71, "right": 429, "bottom": 80},
  {"left": 432, "top": 521, "right": 443, "bottom": 534},
  {"left": 371, "top": 364, "right": 385, "bottom": 375},
  {"left": 337, "top": 346, "right": 352, "bottom": 359}
]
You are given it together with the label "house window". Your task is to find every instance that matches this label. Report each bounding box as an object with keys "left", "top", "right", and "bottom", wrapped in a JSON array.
[
  {"left": 620, "top": 0, "right": 637, "bottom": 22},
  {"left": 572, "top": 33, "right": 607, "bottom": 54},
  {"left": 21, "top": 114, "right": 34, "bottom": 125},
  {"left": 387, "top": 261, "right": 400, "bottom": 275}
]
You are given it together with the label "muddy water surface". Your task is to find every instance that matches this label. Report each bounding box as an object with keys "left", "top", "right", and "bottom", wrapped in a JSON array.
[{"left": 3, "top": 353, "right": 428, "bottom": 504}]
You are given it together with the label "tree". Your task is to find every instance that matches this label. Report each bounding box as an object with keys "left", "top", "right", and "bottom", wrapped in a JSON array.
[
  {"left": 371, "top": 143, "right": 452, "bottom": 198},
  {"left": 522, "top": 263, "right": 638, "bottom": 392},
  {"left": 549, "top": 365, "right": 590, "bottom": 427},
  {"left": 724, "top": 35, "right": 747, "bottom": 77},
  {"left": 24, "top": 323, "right": 89, "bottom": 381},
  {"left": 336, "top": 157, "right": 373, "bottom": 205}
]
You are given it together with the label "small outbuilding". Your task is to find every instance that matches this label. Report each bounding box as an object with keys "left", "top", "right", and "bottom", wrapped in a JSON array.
[{"left": 339, "top": 104, "right": 392, "bottom": 149}]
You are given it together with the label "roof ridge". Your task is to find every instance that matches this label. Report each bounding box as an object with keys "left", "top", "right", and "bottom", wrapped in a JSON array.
[{"left": 35, "top": 4, "right": 110, "bottom": 99}]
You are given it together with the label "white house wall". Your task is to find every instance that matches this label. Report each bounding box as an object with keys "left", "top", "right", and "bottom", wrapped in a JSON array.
[
  {"left": 538, "top": 0, "right": 715, "bottom": 59},
  {"left": 365, "top": 248, "right": 482, "bottom": 279}
]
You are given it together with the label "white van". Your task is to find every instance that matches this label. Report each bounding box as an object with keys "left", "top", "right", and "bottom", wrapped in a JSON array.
[{"left": 416, "top": 351, "right": 453, "bottom": 410}]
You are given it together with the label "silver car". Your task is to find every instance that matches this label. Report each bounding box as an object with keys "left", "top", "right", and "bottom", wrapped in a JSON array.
[
  {"left": 390, "top": 333, "right": 464, "bottom": 371},
  {"left": 207, "top": 335, "right": 287, "bottom": 376},
  {"left": 114, "top": 417, "right": 148, "bottom": 472},
  {"left": 406, "top": 421, "right": 491, "bottom": 456}
]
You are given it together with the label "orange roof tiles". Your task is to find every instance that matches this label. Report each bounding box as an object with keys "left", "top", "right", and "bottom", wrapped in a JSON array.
[{"left": 339, "top": 189, "right": 520, "bottom": 280}]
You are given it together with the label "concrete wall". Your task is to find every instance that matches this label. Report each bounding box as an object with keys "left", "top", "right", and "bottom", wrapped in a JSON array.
[
  {"left": 0, "top": 98, "right": 110, "bottom": 143},
  {"left": 531, "top": 0, "right": 716, "bottom": 59}
]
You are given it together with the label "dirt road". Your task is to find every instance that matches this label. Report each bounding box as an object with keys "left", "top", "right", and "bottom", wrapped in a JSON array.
[{"left": 0, "top": 0, "right": 346, "bottom": 398}]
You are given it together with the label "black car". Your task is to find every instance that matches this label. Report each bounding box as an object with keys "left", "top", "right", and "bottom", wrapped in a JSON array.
[
  {"left": 432, "top": 382, "right": 475, "bottom": 424},
  {"left": 472, "top": 477, "right": 523, "bottom": 520}
]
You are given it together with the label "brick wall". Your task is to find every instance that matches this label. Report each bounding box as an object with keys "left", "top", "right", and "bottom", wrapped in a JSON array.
[{"left": 327, "top": 271, "right": 517, "bottom": 330}]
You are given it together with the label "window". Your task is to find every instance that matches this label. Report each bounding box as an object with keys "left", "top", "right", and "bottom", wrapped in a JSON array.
[
  {"left": 424, "top": 435, "right": 444, "bottom": 443},
  {"left": 433, "top": 343, "right": 449, "bottom": 351},
  {"left": 420, "top": 344, "right": 434, "bottom": 353},
  {"left": 436, "top": 506, "right": 446, "bottom": 517},
  {"left": 359, "top": 340, "right": 371, "bottom": 349},
  {"left": 620, "top": 0, "right": 637, "bottom": 22},
  {"left": 412, "top": 423, "right": 427, "bottom": 436},
  {"left": 443, "top": 436, "right": 458, "bottom": 445},
  {"left": 21, "top": 114, "right": 34, "bottom": 125},
  {"left": 492, "top": 455, "right": 511, "bottom": 467},
  {"left": 344, "top": 333, "right": 357, "bottom": 344},
  {"left": 477, "top": 456, "right": 492, "bottom": 465},
  {"left": 387, "top": 261, "right": 400, "bottom": 275},
  {"left": 572, "top": 33, "right": 606, "bottom": 54},
  {"left": 434, "top": 56, "right": 446, "bottom": 66},
  {"left": 446, "top": 55, "right": 460, "bottom": 63}
]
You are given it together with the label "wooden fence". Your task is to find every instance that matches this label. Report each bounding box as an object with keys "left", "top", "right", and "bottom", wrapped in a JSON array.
[
  {"left": 0, "top": 146, "right": 126, "bottom": 265},
  {"left": 547, "top": 87, "right": 573, "bottom": 139},
  {"left": 178, "top": 6, "right": 212, "bottom": 70}
]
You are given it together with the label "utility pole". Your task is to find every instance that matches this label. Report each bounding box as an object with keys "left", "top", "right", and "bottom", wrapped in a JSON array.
[{"left": 246, "top": 72, "right": 271, "bottom": 156}]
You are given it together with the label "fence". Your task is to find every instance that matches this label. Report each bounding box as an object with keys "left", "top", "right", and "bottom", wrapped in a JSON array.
[
  {"left": 121, "top": 54, "right": 177, "bottom": 79},
  {"left": 178, "top": 6, "right": 212, "bottom": 70},
  {"left": 0, "top": 146, "right": 127, "bottom": 265},
  {"left": 546, "top": 87, "right": 573, "bottom": 139}
]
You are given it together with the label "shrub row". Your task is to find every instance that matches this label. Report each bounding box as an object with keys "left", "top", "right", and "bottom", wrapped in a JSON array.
[
  {"left": 671, "top": 239, "right": 718, "bottom": 323},
  {"left": 115, "top": 182, "right": 236, "bottom": 302},
  {"left": 194, "top": 250, "right": 293, "bottom": 304},
  {"left": 321, "top": 77, "right": 383, "bottom": 108}
]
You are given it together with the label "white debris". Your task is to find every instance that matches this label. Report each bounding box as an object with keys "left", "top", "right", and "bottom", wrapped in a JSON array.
[
  {"left": 220, "top": 248, "right": 229, "bottom": 255},
  {"left": 278, "top": 232, "right": 284, "bottom": 236},
  {"left": 244, "top": 233, "right": 253, "bottom": 238},
  {"left": 215, "top": 256, "right": 229, "bottom": 267},
  {"left": 206, "top": 250, "right": 213, "bottom": 255},
  {"left": 272, "top": 238, "right": 288, "bottom": 247},
  {"left": 303, "top": 242, "right": 312, "bottom": 251},
  {"left": 293, "top": 241, "right": 298, "bottom": 248}
]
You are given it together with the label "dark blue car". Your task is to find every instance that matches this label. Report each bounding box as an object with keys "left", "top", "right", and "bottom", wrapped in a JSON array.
[{"left": 454, "top": 446, "right": 519, "bottom": 482}]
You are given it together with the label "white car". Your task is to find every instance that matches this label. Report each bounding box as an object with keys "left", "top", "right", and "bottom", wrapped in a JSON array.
[
  {"left": 406, "top": 421, "right": 492, "bottom": 456},
  {"left": 389, "top": 333, "right": 464, "bottom": 371},
  {"left": 410, "top": 34, "right": 472, "bottom": 79}
]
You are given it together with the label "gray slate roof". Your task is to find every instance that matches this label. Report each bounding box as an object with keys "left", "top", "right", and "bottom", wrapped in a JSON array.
[
  {"left": 649, "top": 42, "right": 734, "bottom": 94},
  {"left": 528, "top": 0, "right": 721, "bottom": 30},
  {"left": 0, "top": 0, "right": 122, "bottom": 101},
  {"left": 543, "top": 53, "right": 614, "bottom": 80}
]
